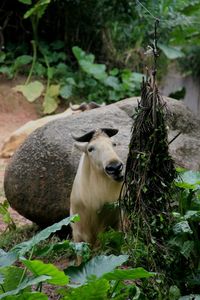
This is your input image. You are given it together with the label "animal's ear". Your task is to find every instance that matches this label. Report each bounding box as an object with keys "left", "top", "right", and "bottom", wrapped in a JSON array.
[
  {"left": 71, "top": 131, "right": 96, "bottom": 142},
  {"left": 74, "top": 142, "right": 88, "bottom": 153},
  {"left": 101, "top": 128, "right": 119, "bottom": 137}
]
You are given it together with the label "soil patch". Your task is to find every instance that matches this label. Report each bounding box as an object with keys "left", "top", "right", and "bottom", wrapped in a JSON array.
[{"left": 0, "top": 76, "right": 40, "bottom": 232}]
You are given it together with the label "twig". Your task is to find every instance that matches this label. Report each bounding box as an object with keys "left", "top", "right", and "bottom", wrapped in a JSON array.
[{"left": 168, "top": 131, "right": 181, "bottom": 145}]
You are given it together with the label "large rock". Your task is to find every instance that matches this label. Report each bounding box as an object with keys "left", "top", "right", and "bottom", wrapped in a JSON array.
[
  {"left": 4, "top": 97, "right": 200, "bottom": 227},
  {"left": 4, "top": 104, "right": 131, "bottom": 227}
]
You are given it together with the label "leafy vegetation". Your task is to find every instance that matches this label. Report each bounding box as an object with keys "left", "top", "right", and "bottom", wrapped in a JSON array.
[
  {"left": 1, "top": 170, "right": 200, "bottom": 298},
  {"left": 0, "top": 215, "right": 154, "bottom": 299},
  {"left": 1, "top": 1, "right": 200, "bottom": 299},
  {"left": 1, "top": 0, "right": 200, "bottom": 112}
]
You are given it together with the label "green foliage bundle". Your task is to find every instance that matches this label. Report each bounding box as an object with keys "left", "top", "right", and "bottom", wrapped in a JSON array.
[{"left": 120, "top": 74, "right": 176, "bottom": 268}]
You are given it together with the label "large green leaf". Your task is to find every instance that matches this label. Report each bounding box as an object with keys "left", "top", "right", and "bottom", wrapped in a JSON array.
[
  {"left": 43, "top": 84, "right": 60, "bottom": 114},
  {"left": 0, "top": 215, "right": 79, "bottom": 268},
  {"left": 24, "top": 0, "right": 51, "bottom": 19},
  {"left": 0, "top": 275, "right": 50, "bottom": 299},
  {"left": 13, "top": 55, "right": 33, "bottom": 70},
  {"left": 22, "top": 259, "right": 68, "bottom": 285},
  {"left": 173, "top": 221, "right": 193, "bottom": 235},
  {"left": 60, "top": 84, "right": 73, "bottom": 99},
  {"left": 180, "top": 241, "right": 194, "bottom": 259},
  {"left": 104, "top": 76, "right": 120, "bottom": 90},
  {"left": 0, "top": 266, "right": 24, "bottom": 294},
  {"left": 18, "top": 0, "right": 32, "bottom": 4},
  {"left": 184, "top": 210, "right": 200, "bottom": 221},
  {"left": 79, "top": 60, "right": 107, "bottom": 80},
  {"left": 0, "top": 250, "right": 18, "bottom": 268},
  {"left": 43, "top": 95, "right": 58, "bottom": 114},
  {"left": 72, "top": 47, "right": 94, "bottom": 63},
  {"left": 102, "top": 267, "right": 154, "bottom": 281},
  {"left": 158, "top": 43, "right": 185, "bottom": 59},
  {"left": 64, "top": 278, "right": 109, "bottom": 300},
  {"left": 0, "top": 274, "right": 4, "bottom": 285},
  {"left": 12, "top": 215, "right": 79, "bottom": 256},
  {"left": 3, "top": 292, "right": 48, "bottom": 300},
  {"left": 65, "top": 255, "right": 128, "bottom": 287},
  {"left": 14, "top": 81, "right": 44, "bottom": 102}
]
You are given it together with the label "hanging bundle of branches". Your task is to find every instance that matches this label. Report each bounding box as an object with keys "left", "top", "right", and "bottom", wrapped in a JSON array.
[{"left": 120, "top": 42, "right": 176, "bottom": 270}]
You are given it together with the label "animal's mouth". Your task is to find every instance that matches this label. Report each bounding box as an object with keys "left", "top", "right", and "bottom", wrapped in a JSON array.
[
  {"left": 105, "top": 161, "right": 124, "bottom": 182},
  {"left": 112, "top": 173, "right": 124, "bottom": 182}
]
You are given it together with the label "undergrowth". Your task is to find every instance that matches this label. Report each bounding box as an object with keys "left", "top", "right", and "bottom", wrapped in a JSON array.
[{"left": 1, "top": 170, "right": 200, "bottom": 299}]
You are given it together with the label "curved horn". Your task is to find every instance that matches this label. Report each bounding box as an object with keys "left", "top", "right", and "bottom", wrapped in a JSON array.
[
  {"left": 88, "top": 102, "right": 102, "bottom": 109},
  {"left": 70, "top": 102, "right": 87, "bottom": 111},
  {"left": 101, "top": 128, "right": 119, "bottom": 137},
  {"left": 71, "top": 128, "right": 119, "bottom": 142},
  {"left": 71, "top": 130, "right": 96, "bottom": 142}
]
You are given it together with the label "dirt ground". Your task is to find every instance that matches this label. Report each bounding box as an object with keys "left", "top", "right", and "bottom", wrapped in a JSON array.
[{"left": 0, "top": 76, "right": 40, "bottom": 232}]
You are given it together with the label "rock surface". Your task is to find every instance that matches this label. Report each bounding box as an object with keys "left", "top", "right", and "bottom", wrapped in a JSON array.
[{"left": 4, "top": 97, "right": 200, "bottom": 226}]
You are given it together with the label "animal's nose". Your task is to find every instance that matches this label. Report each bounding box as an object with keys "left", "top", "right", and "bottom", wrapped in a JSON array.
[{"left": 105, "top": 161, "right": 123, "bottom": 174}]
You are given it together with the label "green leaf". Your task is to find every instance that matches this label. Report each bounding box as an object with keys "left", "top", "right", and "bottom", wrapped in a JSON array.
[
  {"left": 79, "top": 60, "right": 107, "bottom": 80},
  {"left": 14, "top": 81, "right": 44, "bottom": 102},
  {"left": 43, "top": 95, "right": 58, "bottom": 114},
  {"left": 184, "top": 210, "right": 200, "bottom": 221},
  {"left": 131, "top": 72, "right": 144, "bottom": 83},
  {"left": 0, "top": 52, "right": 6, "bottom": 63},
  {"left": 18, "top": 0, "right": 32, "bottom": 4},
  {"left": 0, "top": 66, "right": 14, "bottom": 79},
  {"left": 21, "top": 259, "right": 69, "bottom": 285},
  {"left": 4, "top": 292, "right": 48, "bottom": 299},
  {"left": 169, "top": 285, "right": 181, "bottom": 300},
  {"left": 11, "top": 215, "right": 79, "bottom": 257},
  {"left": 0, "top": 275, "right": 50, "bottom": 299},
  {"left": 64, "top": 278, "right": 109, "bottom": 300},
  {"left": 65, "top": 255, "right": 128, "bottom": 287},
  {"left": 24, "top": 0, "right": 51, "bottom": 19},
  {"left": 180, "top": 241, "right": 194, "bottom": 259},
  {"left": 72, "top": 47, "right": 94, "bottom": 63},
  {"left": 0, "top": 266, "right": 24, "bottom": 294},
  {"left": 13, "top": 55, "right": 33, "bottom": 70},
  {"left": 60, "top": 84, "right": 73, "bottom": 99},
  {"left": 102, "top": 267, "right": 154, "bottom": 281},
  {"left": 0, "top": 250, "right": 18, "bottom": 268},
  {"left": 158, "top": 43, "right": 185, "bottom": 59},
  {"left": 173, "top": 221, "right": 193, "bottom": 235},
  {"left": 104, "top": 76, "right": 120, "bottom": 90},
  {"left": 0, "top": 273, "right": 4, "bottom": 285},
  {"left": 43, "top": 84, "right": 60, "bottom": 114}
]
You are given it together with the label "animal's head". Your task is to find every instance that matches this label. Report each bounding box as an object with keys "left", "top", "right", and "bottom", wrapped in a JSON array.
[{"left": 72, "top": 128, "right": 124, "bottom": 182}]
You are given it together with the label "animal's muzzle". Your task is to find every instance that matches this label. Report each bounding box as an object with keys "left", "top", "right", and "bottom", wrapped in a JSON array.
[{"left": 105, "top": 161, "right": 124, "bottom": 182}]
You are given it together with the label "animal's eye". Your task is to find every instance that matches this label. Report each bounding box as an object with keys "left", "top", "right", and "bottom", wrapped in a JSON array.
[
  {"left": 112, "top": 142, "right": 117, "bottom": 147},
  {"left": 88, "top": 146, "right": 95, "bottom": 152}
]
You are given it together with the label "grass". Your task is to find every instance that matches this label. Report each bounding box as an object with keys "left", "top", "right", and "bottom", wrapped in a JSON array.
[{"left": 0, "top": 224, "right": 39, "bottom": 251}]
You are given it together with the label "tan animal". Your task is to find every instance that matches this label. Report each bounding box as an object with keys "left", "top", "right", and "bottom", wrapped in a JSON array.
[
  {"left": 0, "top": 102, "right": 103, "bottom": 158},
  {"left": 70, "top": 128, "right": 124, "bottom": 245}
]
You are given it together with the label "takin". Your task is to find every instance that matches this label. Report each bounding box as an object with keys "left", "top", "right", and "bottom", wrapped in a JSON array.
[{"left": 70, "top": 128, "right": 124, "bottom": 245}]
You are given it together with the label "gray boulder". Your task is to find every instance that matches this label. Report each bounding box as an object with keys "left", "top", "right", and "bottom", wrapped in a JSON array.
[
  {"left": 4, "top": 104, "right": 131, "bottom": 227},
  {"left": 4, "top": 97, "right": 200, "bottom": 227}
]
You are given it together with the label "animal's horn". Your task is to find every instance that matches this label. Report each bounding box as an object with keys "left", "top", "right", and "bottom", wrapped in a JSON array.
[
  {"left": 71, "top": 130, "right": 96, "bottom": 142},
  {"left": 70, "top": 102, "right": 87, "bottom": 111},
  {"left": 101, "top": 128, "right": 119, "bottom": 137}
]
